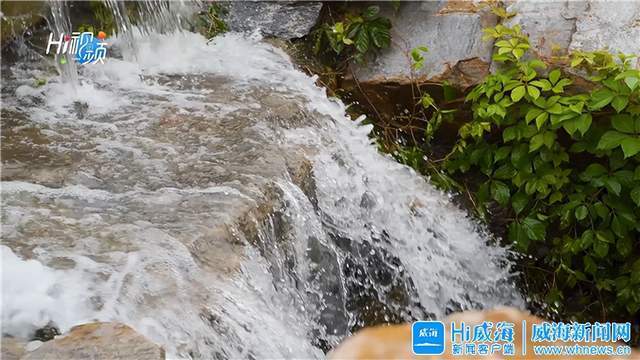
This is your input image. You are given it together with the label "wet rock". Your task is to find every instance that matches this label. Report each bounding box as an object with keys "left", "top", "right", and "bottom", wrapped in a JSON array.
[
  {"left": 506, "top": 0, "right": 640, "bottom": 61},
  {"left": 222, "top": 1, "right": 323, "bottom": 39},
  {"left": 22, "top": 322, "right": 165, "bottom": 360},
  {"left": 31, "top": 324, "right": 60, "bottom": 342},
  {"left": 349, "top": 1, "right": 497, "bottom": 90}
]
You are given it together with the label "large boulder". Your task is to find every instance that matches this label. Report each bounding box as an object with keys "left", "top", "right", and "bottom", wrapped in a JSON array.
[
  {"left": 350, "top": 1, "right": 498, "bottom": 90},
  {"left": 222, "top": 1, "right": 323, "bottom": 39},
  {"left": 506, "top": 0, "right": 640, "bottom": 60},
  {"left": 21, "top": 323, "right": 164, "bottom": 360}
]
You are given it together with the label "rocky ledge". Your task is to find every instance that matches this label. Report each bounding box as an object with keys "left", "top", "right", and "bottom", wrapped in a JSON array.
[{"left": 2, "top": 323, "right": 164, "bottom": 360}]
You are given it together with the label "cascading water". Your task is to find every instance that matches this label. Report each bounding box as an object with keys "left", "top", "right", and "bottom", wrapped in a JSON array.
[{"left": 1, "top": 2, "right": 524, "bottom": 358}]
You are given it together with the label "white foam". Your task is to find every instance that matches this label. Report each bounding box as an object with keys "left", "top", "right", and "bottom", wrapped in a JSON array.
[{"left": 0, "top": 246, "right": 94, "bottom": 338}]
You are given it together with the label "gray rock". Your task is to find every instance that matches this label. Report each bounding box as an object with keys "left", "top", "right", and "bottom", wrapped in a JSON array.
[
  {"left": 222, "top": 1, "right": 322, "bottom": 39},
  {"left": 505, "top": 1, "right": 587, "bottom": 59},
  {"left": 351, "top": 1, "right": 497, "bottom": 89},
  {"left": 570, "top": 1, "right": 640, "bottom": 56},
  {"left": 506, "top": 0, "right": 640, "bottom": 59},
  {"left": 22, "top": 322, "right": 164, "bottom": 360}
]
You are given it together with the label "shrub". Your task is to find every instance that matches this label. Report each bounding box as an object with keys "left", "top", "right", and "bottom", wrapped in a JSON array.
[
  {"left": 311, "top": 5, "right": 391, "bottom": 63},
  {"left": 434, "top": 24, "right": 640, "bottom": 321}
]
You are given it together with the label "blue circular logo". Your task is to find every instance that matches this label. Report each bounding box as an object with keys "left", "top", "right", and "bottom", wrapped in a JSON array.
[{"left": 75, "top": 37, "right": 100, "bottom": 64}]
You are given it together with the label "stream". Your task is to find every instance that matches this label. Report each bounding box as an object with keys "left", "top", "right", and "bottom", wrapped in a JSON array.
[{"left": 1, "top": 2, "right": 523, "bottom": 358}]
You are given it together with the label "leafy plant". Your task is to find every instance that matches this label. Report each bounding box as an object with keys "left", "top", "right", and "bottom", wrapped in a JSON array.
[
  {"left": 312, "top": 5, "right": 391, "bottom": 63},
  {"left": 429, "top": 24, "right": 640, "bottom": 320},
  {"left": 196, "top": 2, "right": 228, "bottom": 39},
  {"left": 410, "top": 46, "right": 429, "bottom": 70}
]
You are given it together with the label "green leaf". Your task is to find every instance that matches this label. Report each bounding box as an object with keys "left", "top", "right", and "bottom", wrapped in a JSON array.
[
  {"left": 354, "top": 28, "right": 370, "bottom": 54},
  {"left": 562, "top": 119, "right": 578, "bottom": 136},
  {"left": 569, "top": 102, "right": 584, "bottom": 114},
  {"left": 363, "top": 5, "right": 380, "bottom": 18},
  {"left": 549, "top": 191, "right": 563, "bottom": 204},
  {"left": 581, "top": 163, "right": 608, "bottom": 180},
  {"left": 593, "top": 202, "right": 609, "bottom": 219},
  {"left": 611, "top": 95, "right": 629, "bottom": 113},
  {"left": 604, "top": 177, "right": 622, "bottom": 196},
  {"left": 525, "top": 108, "right": 545, "bottom": 123},
  {"left": 503, "top": 126, "right": 517, "bottom": 142},
  {"left": 576, "top": 113, "right": 592, "bottom": 135},
  {"left": 522, "top": 217, "right": 545, "bottom": 240},
  {"left": 529, "top": 133, "right": 544, "bottom": 152},
  {"left": 575, "top": 205, "right": 588, "bottom": 220},
  {"left": 530, "top": 80, "right": 550, "bottom": 91},
  {"left": 527, "top": 85, "right": 540, "bottom": 99},
  {"left": 594, "top": 241, "right": 609, "bottom": 258},
  {"left": 512, "top": 48, "right": 525, "bottom": 59},
  {"left": 548, "top": 69, "right": 561, "bottom": 84},
  {"left": 611, "top": 215, "right": 626, "bottom": 238},
  {"left": 611, "top": 114, "right": 635, "bottom": 134},
  {"left": 631, "top": 187, "right": 640, "bottom": 206},
  {"left": 494, "top": 146, "right": 511, "bottom": 162},
  {"left": 511, "top": 191, "right": 528, "bottom": 215},
  {"left": 511, "top": 85, "right": 526, "bottom": 102},
  {"left": 508, "top": 222, "right": 529, "bottom": 250},
  {"left": 552, "top": 79, "right": 572, "bottom": 93},
  {"left": 617, "top": 236, "right": 632, "bottom": 257},
  {"left": 535, "top": 112, "right": 548, "bottom": 129},
  {"left": 543, "top": 131, "right": 555, "bottom": 148},
  {"left": 491, "top": 180, "right": 510, "bottom": 205},
  {"left": 368, "top": 19, "right": 391, "bottom": 49},
  {"left": 597, "top": 131, "right": 627, "bottom": 150},
  {"left": 511, "top": 144, "right": 530, "bottom": 169},
  {"left": 621, "top": 137, "right": 640, "bottom": 158},
  {"left": 590, "top": 89, "right": 615, "bottom": 110},
  {"left": 583, "top": 255, "right": 597, "bottom": 274},
  {"left": 624, "top": 76, "right": 639, "bottom": 90},
  {"left": 546, "top": 103, "right": 564, "bottom": 115},
  {"left": 493, "top": 164, "right": 516, "bottom": 179}
]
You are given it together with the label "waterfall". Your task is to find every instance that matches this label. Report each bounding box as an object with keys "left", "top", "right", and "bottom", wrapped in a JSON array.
[
  {"left": 44, "top": 0, "right": 199, "bottom": 83},
  {"left": 1, "top": 3, "right": 524, "bottom": 358},
  {"left": 47, "top": 0, "right": 79, "bottom": 84}
]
